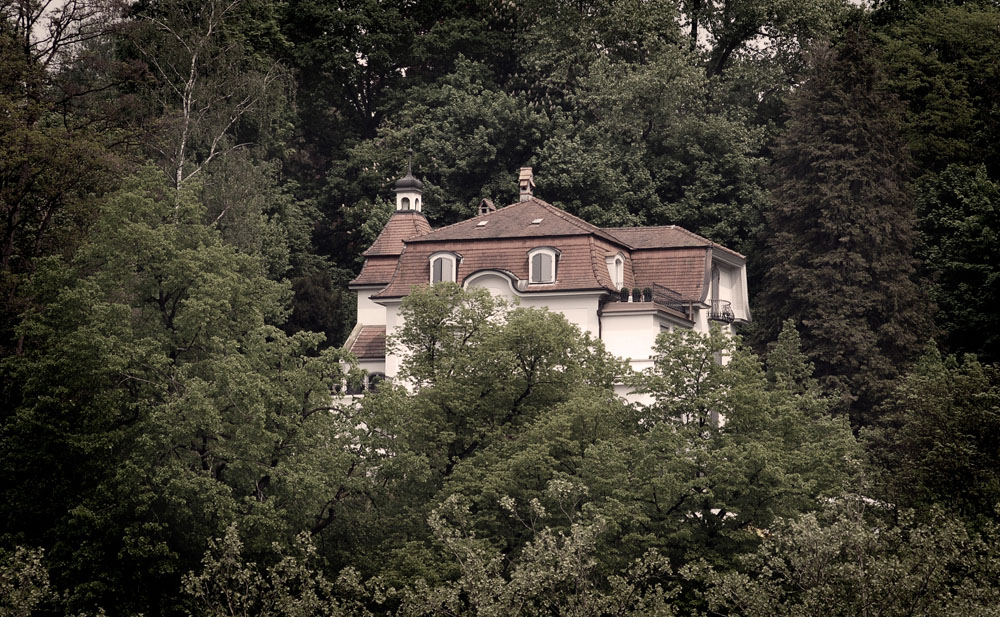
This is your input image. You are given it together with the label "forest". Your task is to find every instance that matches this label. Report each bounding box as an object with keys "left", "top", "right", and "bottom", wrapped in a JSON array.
[{"left": 1, "top": 0, "right": 999, "bottom": 614}]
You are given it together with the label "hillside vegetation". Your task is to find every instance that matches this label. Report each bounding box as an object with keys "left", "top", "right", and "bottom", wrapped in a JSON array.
[{"left": 2, "top": 0, "right": 999, "bottom": 615}]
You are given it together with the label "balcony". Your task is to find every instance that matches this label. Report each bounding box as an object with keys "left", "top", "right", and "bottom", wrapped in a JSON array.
[{"left": 709, "top": 299, "right": 735, "bottom": 323}]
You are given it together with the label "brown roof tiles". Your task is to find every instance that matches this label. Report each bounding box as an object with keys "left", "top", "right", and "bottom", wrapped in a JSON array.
[
  {"left": 363, "top": 211, "right": 432, "bottom": 257},
  {"left": 603, "top": 226, "right": 745, "bottom": 259},
  {"left": 347, "top": 325, "right": 386, "bottom": 359},
  {"left": 630, "top": 248, "right": 709, "bottom": 301},
  {"left": 351, "top": 256, "right": 399, "bottom": 287},
  {"left": 409, "top": 198, "right": 626, "bottom": 247}
]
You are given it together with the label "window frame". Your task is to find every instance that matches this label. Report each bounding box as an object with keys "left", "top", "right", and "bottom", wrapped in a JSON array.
[
  {"left": 429, "top": 252, "right": 459, "bottom": 284},
  {"left": 605, "top": 252, "right": 625, "bottom": 289},
  {"left": 527, "top": 247, "right": 559, "bottom": 284}
]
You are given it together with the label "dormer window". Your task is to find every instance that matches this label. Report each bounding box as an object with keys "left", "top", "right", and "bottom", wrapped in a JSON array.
[
  {"left": 605, "top": 252, "right": 625, "bottom": 289},
  {"left": 528, "top": 247, "right": 558, "bottom": 284},
  {"left": 430, "top": 252, "right": 458, "bottom": 284}
]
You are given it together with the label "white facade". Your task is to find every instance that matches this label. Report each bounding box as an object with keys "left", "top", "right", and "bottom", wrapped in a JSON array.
[{"left": 352, "top": 257, "right": 748, "bottom": 396}]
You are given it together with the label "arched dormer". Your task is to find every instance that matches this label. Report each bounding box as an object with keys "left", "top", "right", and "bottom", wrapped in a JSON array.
[
  {"left": 528, "top": 246, "right": 559, "bottom": 284},
  {"left": 429, "top": 251, "right": 459, "bottom": 284},
  {"left": 605, "top": 252, "right": 625, "bottom": 289}
]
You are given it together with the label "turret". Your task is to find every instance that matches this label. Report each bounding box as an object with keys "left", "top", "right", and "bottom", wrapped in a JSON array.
[{"left": 395, "top": 150, "right": 423, "bottom": 212}]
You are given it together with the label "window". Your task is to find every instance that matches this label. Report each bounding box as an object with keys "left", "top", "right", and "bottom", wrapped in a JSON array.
[
  {"left": 429, "top": 252, "right": 457, "bottom": 284},
  {"left": 605, "top": 253, "right": 625, "bottom": 289},
  {"left": 401, "top": 197, "right": 410, "bottom": 210},
  {"left": 528, "top": 247, "right": 557, "bottom": 284}
]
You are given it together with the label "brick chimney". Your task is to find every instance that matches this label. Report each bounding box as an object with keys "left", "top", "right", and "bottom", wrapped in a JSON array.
[{"left": 518, "top": 167, "right": 535, "bottom": 202}]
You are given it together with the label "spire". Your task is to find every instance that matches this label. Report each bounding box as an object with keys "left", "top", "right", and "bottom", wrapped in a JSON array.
[{"left": 394, "top": 150, "right": 423, "bottom": 212}]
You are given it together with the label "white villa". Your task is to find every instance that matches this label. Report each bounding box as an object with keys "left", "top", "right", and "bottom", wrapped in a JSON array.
[{"left": 344, "top": 166, "right": 750, "bottom": 396}]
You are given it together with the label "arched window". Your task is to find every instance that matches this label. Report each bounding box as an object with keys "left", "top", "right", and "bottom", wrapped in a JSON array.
[
  {"left": 401, "top": 197, "right": 411, "bottom": 210},
  {"left": 429, "top": 252, "right": 458, "bottom": 284},
  {"left": 528, "top": 247, "right": 558, "bottom": 284}
]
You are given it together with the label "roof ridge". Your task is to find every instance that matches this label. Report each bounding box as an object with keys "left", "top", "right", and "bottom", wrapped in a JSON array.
[
  {"left": 602, "top": 224, "right": 744, "bottom": 258},
  {"left": 528, "top": 198, "right": 633, "bottom": 248},
  {"left": 602, "top": 224, "right": 712, "bottom": 246},
  {"left": 409, "top": 200, "right": 500, "bottom": 238}
]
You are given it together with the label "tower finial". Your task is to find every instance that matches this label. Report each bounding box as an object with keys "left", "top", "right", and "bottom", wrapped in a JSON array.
[{"left": 394, "top": 150, "right": 423, "bottom": 212}]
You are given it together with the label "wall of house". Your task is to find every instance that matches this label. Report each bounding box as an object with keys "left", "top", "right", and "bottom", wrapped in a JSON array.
[
  {"left": 356, "top": 287, "right": 386, "bottom": 326},
  {"left": 601, "top": 311, "right": 659, "bottom": 371},
  {"left": 384, "top": 301, "right": 403, "bottom": 378},
  {"left": 517, "top": 293, "right": 602, "bottom": 339}
]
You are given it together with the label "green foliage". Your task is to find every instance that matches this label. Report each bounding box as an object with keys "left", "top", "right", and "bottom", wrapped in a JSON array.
[
  {"left": 182, "top": 524, "right": 375, "bottom": 617},
  {"left": 756, "top": 23, "right": 933, "bottom": 425},
  {"left": 592, "top": 327, "right": 857, "bottom": 570},
  {"left": 880, "top": 4, "right": 1000, "bottom": 176},
  {"left": 537, "top": 47, "right": 770, "bottom": 247},
  {"left": 878, "top": 4, "right": 1000, "bottom": 363},
  {"left": 1, "top": 171, "right": 365, "bottom": 616},
  {"left": 0, "top": 547, "right": 53, "bottom": 617},
  {"left": 865, "top": 348, "right": 1000, "bottom": 525},
  {"left": 915, "top": 166, "right": 1000, "bottom": 362},
  {"left": 339, "top": 58, "right": 550, "bottom": 227},
  {"left": 704, "top": 499, "right": 1000, "bottom": 616},
  {"left": 6, "top": 0, "right": 1000, "bottom": 612},
  {"left": 394, "top": 496, "right": 681, "bottom": 617},
  {"left": 384, "top": 284, "right": 622, "bottom": 471}
]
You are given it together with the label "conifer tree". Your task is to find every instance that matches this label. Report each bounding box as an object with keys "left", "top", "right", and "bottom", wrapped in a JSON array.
[{"left": 757, "top": 21, "right": 933, "bottom": 427}]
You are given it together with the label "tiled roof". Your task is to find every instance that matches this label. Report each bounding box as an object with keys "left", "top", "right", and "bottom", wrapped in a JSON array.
[
  {"left": 359, "top": 197, "right": 739, "bottom": 304},
  {"left": 603, "top": 226, "right": 745, "bottom": 259},
  {"left": 350, "top": 256, "right": 398, "bottom": 287},
  {"left": 347, "top": 325, "right": 386, "bottom": 359},
  {"left": 374, "top": 235, "right": 618, "bottom": 299},
  {"left": 363, "top": 211, "right": 432, "bottom": 257},
  {"left": 408, "top": 197, "right": 626, "bottom": 247},
  {"left": 630, "top": 248, "right": 709, "bottom": 302}
]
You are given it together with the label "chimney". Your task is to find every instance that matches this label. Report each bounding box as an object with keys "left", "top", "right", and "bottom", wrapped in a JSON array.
[
  {"left": 518, "top": 167, "right": 535, "bottom": 202},
  {"left": 478, "top": 198, "right": 496, "bottom": 215}
]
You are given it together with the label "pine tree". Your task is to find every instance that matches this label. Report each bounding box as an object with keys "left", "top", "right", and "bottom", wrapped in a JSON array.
[{"left": 757, "top": 21, "right": 933, "bottom": 427}]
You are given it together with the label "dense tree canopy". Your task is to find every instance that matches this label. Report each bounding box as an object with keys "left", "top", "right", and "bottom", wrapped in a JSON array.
[
  {"left": 755, "top": 22, "right": 932, "bottom": 425},
  {"left": 3, "top": 0, "right": 1000, "bottom": 614}
]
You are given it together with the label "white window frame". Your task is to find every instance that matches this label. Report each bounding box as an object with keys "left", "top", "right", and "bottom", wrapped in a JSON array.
[
  {"left": 429, "top": 252, "right": 458, "bottom": 284},
  {"left": 605, "top": 252, "right": 625, "bottom": 289},
  {"left": 528, "top": 247, "right": 558, "bottom": 284}
]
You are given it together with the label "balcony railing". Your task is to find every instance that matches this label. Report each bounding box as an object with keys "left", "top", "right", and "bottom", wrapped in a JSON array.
[
  {"left": 649, "top": 283, "right": 688, "bottom": 313},
  {"left": 709, "top": 299, "right": 735, "bottom": 323}
]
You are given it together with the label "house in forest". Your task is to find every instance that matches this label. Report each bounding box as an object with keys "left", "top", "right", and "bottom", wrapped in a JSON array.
[{"left": 345, "top": 166, "right": 750, "bottom": 396}]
